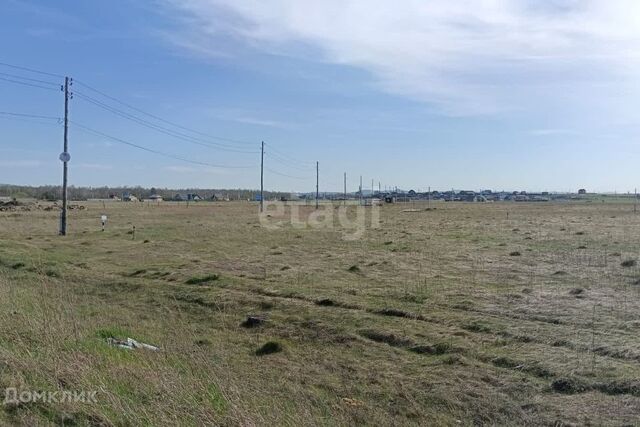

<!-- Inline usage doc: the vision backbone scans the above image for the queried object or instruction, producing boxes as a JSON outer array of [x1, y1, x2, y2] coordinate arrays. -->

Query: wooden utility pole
[[59, 76, 71, 236], [315, 161, 319, 209], [344, 172, 347, 206], [359, 175, 363, 205], [260, 141, 264, 212]]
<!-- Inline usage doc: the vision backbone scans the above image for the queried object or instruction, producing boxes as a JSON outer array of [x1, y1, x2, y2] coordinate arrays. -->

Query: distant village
[[4, 184, 634, 204], [106, 188, 596, 203]]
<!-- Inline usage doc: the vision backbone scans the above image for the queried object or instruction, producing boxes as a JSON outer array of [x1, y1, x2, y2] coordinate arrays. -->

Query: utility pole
[[315, 161, 319, 209], [59, 76, 71, 236], [260, 141, 264, 212], [371, 179, 374, 197], [635, 188, 637, 214], [359, 175, 363, 205], [343, 172, 347, 206]]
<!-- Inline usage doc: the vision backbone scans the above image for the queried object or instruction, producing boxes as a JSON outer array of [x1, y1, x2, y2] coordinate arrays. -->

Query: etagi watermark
[[258, 201, 381, 240], [3, 388, 98, 405]]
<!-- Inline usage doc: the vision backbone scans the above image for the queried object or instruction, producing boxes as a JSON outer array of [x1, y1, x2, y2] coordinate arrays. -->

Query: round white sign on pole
[[101, 215, 107, 222], [59, 152, 71, 163]]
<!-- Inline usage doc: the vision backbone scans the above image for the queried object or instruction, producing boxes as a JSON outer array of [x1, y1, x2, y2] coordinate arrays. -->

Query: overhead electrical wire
[[266, 143, 315, 166], [0, 61, 65, 79], [0, 76, 60, 92], [0, 111, 61, 121], [265, 151, 311, 172], [265, 167, 313, 180], [72, 80, 316, 170], [74, 91, 259, 154], [0, 72, 60, 87], [74, 79, 257, 147], [70, 121, 258, 170], [0, 61, 320, 182]]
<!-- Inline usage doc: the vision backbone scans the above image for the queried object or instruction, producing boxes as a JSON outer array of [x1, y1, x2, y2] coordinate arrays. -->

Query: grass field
[[1, 199, 640, 426]]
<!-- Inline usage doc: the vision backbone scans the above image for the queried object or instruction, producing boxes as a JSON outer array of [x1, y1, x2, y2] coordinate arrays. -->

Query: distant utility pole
[[359, 175, 363, 205], [378, 182, 381, 194], [428, 185, 431, 209], [635, 188, 637, 214], [343, 172, 347, 206], [371, 179, 374, 197], [260, 141, 264, 212], [59, 76, 72, 236], [315, 161, 319, 209]]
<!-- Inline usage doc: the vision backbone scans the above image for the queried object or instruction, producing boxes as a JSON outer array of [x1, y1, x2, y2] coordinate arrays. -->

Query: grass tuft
[[185, 274, 219, 285], [621, 259, 637, 267], [255, 341, 283, 356]]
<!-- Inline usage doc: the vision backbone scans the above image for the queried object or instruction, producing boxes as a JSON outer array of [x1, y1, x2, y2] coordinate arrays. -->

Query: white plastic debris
[[107, 337, 159, 351]]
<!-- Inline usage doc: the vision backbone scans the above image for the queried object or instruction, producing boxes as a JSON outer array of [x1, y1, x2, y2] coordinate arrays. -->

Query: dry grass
[[0, 199, 640, 425]]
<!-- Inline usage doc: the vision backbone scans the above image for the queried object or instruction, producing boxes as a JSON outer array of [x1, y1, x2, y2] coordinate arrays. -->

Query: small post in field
[[344, 172, 347, 206]]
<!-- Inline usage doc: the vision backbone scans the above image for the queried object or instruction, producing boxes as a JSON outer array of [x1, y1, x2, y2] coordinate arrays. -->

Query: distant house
[[148, 194, 163, 202], [122, 192, 138, 202], [174, 193, 202, 202], [578, 189, 587, 195]]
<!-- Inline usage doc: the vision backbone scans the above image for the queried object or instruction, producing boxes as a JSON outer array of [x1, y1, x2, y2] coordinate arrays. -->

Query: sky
[[0, 0, 639, 193]]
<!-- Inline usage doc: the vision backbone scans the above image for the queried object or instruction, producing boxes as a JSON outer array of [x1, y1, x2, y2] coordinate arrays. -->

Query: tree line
[[0, 185, 291, 201]]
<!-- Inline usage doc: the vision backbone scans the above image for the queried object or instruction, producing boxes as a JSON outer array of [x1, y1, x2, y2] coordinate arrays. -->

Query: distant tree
[[40, 190, 58, 201]]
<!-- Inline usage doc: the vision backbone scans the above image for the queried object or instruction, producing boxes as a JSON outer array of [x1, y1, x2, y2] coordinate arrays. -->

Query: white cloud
[[162, 0, 640, 117], [207, 108, 293, 128]]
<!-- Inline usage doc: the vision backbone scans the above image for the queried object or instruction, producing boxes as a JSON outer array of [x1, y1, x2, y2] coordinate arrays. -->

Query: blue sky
[[1, 0, 639, 192]]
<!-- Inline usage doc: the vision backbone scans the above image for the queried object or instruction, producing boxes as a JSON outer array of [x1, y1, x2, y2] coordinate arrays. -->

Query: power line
[[0, 111, 61, 121], [0, 61, 65, 79], [265, 151, 311, 172], [266, 143, 315, 166], [0, 76, 60, 91], [265, 167, 312, 180], [0, 72, 60, 87], [0, 115, 61, 126], [0, 62, 321, 187], [74, 91, 259, 154], [70, 121, 257, 169], [73, 79, 257, 147], [0, 62, 316, 170]]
